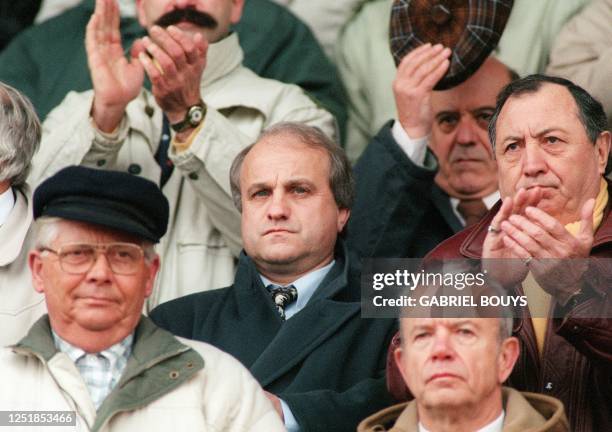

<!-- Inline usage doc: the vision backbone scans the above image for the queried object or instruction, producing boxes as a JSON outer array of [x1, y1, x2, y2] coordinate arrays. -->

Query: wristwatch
[[171, 101, 206, 133]]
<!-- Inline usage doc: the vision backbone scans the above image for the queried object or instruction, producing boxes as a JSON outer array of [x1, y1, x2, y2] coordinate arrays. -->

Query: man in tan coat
[[359, 317, 568, 432], [0, 166, 284, 431], [0, 82, 45, 346]]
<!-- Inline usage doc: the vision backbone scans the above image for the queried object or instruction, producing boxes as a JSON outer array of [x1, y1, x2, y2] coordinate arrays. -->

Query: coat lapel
[[251, 298, 359, 387], [431, 184, 463, 233], [248, 242, 361, 387]]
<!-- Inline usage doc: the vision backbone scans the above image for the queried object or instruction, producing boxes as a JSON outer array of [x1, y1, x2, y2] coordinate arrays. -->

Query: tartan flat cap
[[390, 0, 513, 90], [33, 166, 169, 243]]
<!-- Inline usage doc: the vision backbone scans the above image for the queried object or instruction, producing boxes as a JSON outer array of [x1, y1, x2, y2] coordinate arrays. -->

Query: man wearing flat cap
[[0, 165, 284, 431], [348, 46, 516, 259], [0, 81, 46, 346]]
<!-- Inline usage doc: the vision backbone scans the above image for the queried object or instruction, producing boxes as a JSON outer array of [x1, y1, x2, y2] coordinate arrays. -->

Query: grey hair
[[398, 316, 514, 346], [34, 216, 157, 262], [0, 83, 41, 187], [229, 122, 354, 212]]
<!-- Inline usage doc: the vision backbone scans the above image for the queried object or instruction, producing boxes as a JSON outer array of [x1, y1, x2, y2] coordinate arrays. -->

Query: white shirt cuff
[[391, 120, 430, 167], [280, 399, 300, 432]]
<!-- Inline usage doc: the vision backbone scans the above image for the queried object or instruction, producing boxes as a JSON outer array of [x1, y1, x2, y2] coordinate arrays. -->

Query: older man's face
[[395, 318, 517, 412], [137, 0, 244, 42], [495, 84, 609, 225], [30, 220, 159, 346], [429, 58, 510, 199], [239, 135, 349, 280]]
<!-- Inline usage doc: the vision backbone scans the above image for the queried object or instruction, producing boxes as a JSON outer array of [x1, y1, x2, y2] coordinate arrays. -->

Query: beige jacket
[[1, 316, 285, 431], [0, 185, 46, 346], [546, 0, 612, 125], [358, 387, 569, 432], [31, 33, 336, 310]]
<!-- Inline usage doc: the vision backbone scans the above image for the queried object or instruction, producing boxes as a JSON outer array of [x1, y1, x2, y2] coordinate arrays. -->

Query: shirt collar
[[418, 410, 504, 432], [450, 190, 500, 226], [0, 187, 15, 226], [260, 260, 335, 313], [52, 331, 134, 366]]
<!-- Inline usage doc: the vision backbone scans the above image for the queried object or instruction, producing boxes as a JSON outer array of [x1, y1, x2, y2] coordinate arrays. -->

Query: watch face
[[189, 106, 204, 126]]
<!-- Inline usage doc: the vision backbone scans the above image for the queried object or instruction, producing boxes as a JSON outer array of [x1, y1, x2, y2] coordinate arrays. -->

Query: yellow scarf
[[525, 178, 608, 354]]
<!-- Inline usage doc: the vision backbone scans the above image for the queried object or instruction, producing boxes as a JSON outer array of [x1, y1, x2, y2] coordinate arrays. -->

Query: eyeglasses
[[40, 243, 145, 275]]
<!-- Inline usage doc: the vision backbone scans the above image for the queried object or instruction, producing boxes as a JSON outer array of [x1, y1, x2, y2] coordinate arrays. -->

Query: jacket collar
[[200, 32, 243, 90], [233, 239, 352, 318], [231, 240, 361, 387], [358, 388, 568, 432], [460, 179, 612, 258], [13, 316, 205, 431], [0, 186, 32, 266]]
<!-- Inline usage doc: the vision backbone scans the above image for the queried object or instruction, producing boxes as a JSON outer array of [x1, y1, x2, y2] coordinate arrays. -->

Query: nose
[[266, 191, 290, 221], [522, 141, 548, 178], [454, 116, 479, 147], [85, 252, 113, 283], [430, 330, 454, 362]]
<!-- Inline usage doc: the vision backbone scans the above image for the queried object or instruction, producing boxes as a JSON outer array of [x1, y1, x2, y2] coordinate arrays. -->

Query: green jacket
[[0, 0, 347, 141]]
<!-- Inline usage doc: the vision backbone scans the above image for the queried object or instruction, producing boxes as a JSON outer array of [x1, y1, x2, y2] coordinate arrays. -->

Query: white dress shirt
[[0, 187, 15, 226], [391, 120, 500, 225], [259, 260, 336, 431]]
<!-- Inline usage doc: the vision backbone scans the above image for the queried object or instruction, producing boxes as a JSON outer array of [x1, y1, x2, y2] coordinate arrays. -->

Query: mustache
[[449, 146, 491, 163], [155, 7, 218, 29]]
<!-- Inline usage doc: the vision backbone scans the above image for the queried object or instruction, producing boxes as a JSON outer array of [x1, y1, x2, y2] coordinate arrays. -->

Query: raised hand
[[482, 188, 543, 287], [86, 0, 145, 132], [393, 43, 451, 138], [501, 198, 595, 302], [136, 25, 208, 127]]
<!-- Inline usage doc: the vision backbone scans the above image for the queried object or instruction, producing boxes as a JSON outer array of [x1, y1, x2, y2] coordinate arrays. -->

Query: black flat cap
[[33, 166, 169, 243], [390, 0, 513, 90]]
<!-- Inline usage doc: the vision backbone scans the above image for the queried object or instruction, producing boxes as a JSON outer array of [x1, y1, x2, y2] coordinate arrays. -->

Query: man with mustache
[[359, 317, 569, 431], [31, 0, 336, 309], [387, 75, 612, 432], [151, 122, 397, 432], [348, 45, 516, 259]]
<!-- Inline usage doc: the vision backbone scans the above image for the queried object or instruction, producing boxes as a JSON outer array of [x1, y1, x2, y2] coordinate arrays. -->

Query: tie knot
[[268, 284, 298, 320], [457, 198, 488, 227]]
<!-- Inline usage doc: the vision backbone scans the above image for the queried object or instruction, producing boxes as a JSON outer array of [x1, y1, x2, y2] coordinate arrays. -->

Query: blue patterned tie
[[268, 284, 298, 321]]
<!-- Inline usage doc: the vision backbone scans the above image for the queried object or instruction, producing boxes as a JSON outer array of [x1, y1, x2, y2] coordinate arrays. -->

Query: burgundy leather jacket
[[386, 181, 612, 432]]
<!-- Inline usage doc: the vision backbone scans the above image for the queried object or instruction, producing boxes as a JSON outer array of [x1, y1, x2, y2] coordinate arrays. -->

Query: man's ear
[[143, 255, 160, 298], [595, 131, 611, 175], [337, 208, 350, 232], [498, 336, 520, 383], [230, 0, 245, 25], [393, 345, 412, 388], [29, 251, 46, 294]]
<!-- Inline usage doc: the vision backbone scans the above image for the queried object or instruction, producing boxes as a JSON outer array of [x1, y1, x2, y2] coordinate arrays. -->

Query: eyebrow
[[500, 127, 568, 145]]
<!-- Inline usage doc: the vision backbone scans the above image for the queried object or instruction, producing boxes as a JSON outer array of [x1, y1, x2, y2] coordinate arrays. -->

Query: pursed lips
[[426, 372, 462, 384]]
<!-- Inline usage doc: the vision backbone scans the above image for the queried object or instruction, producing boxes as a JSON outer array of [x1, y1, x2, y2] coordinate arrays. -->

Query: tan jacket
[[31, 33, 336, 310], [358, 387, 569, 432], [0, 185, 46, 346], [1, 316, 285, 432], [546, 0, 612, 125]]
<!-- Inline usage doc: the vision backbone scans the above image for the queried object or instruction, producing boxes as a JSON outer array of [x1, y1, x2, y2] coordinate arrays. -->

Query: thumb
[[578, 198, 596, 238]]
